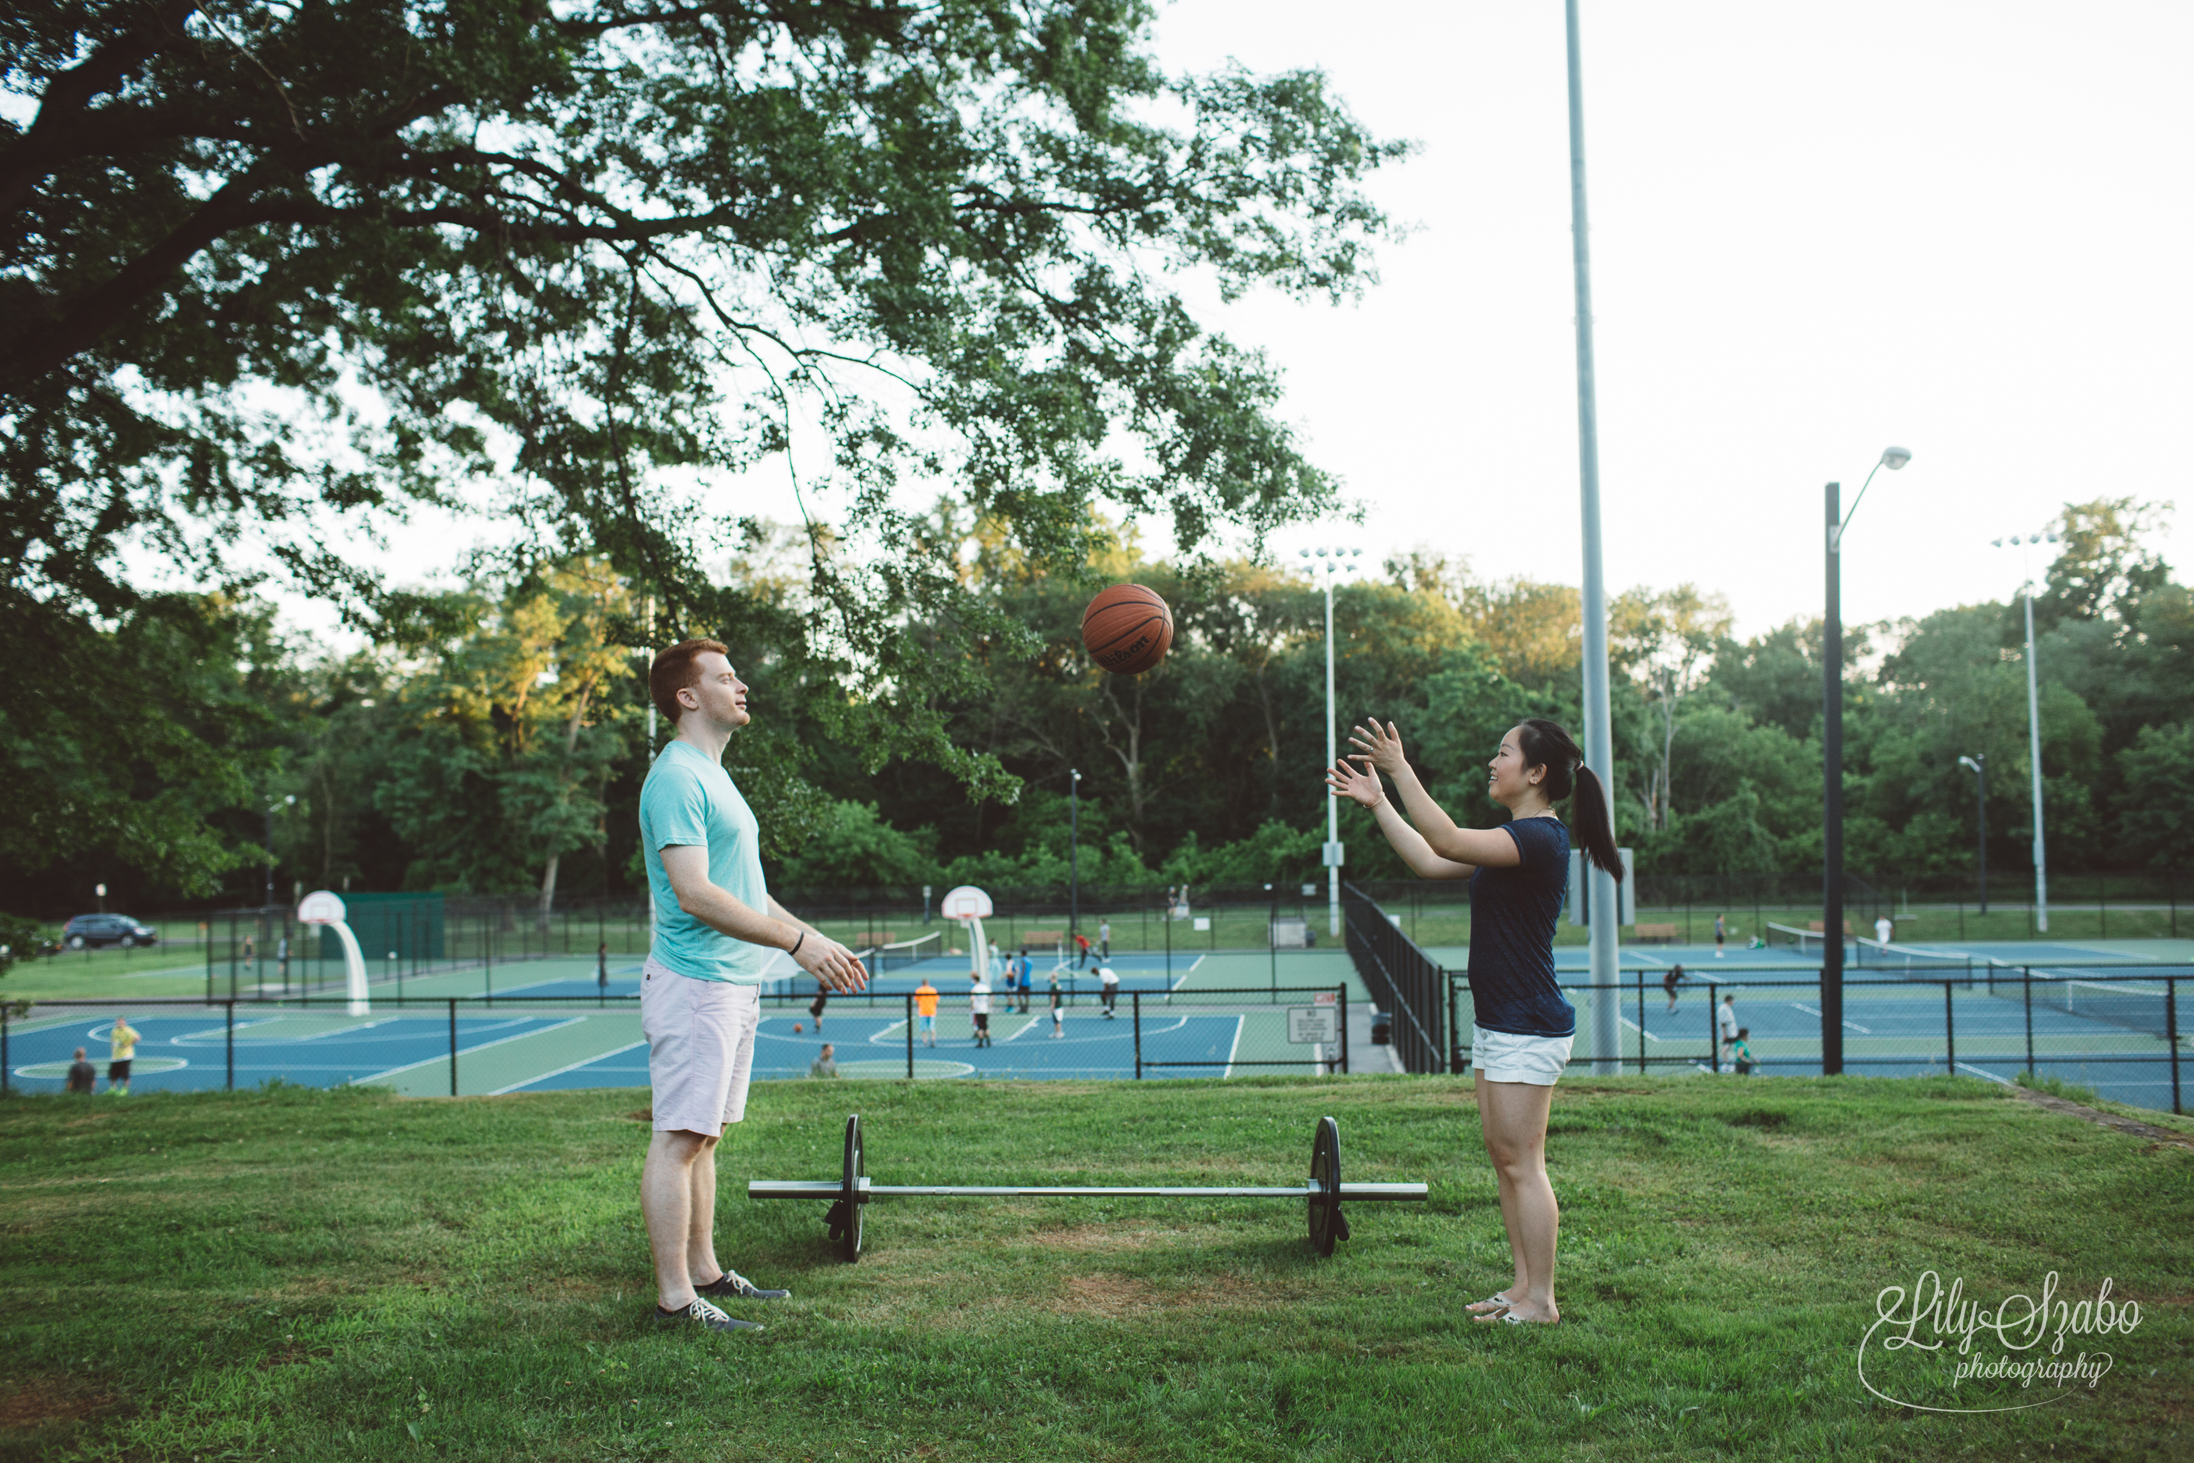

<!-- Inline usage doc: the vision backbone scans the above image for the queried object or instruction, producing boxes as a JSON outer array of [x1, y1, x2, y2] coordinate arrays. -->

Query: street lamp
[[1068, 768, 1082, 945], [1957, 755, 1987, 915], [1823, 446, 1911, 1077], [1991, 531, 2059, 932], [1301, 546, 1362, 937], [264, 794, 296, 908]]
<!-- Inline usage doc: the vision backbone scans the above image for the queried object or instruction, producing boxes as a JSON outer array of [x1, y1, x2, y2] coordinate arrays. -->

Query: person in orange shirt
[[914, 979, 940, 1048]]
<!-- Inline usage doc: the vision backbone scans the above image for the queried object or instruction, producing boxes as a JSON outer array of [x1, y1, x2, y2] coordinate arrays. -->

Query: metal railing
[[1339, 882, 1446, 1075]]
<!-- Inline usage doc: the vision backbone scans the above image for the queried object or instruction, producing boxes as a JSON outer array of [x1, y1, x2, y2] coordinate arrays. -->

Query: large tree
[[3, 0, 1404, 864]]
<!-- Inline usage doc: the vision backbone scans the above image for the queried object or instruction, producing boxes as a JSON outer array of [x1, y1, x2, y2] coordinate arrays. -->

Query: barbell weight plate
[[1307, 1115, 1342, 1256], [842, 1114, 864, 1263]]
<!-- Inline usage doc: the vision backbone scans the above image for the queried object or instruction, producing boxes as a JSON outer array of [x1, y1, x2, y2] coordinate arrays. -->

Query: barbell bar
[[749, 1114, 1429, 1262]]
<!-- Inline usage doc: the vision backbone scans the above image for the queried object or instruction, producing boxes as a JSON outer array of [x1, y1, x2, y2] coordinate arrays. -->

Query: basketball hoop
[[296, 890, 368, 1014], [939, 885, 993, 921]]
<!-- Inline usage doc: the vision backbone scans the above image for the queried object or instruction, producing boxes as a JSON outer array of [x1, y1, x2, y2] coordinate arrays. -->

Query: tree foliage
[[3, 0, 1406, 840]]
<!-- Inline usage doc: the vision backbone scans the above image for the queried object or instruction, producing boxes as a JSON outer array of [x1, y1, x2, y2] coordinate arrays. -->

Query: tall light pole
[[1823, 446, 1912, 1076], [1992, 532, 2058, 932], [263, 794, 295, 908], [1301, 547, 1360, 938], [1068, 767, 1082, 943], [1957, 755, 1987, 915], [1562, 0, 1621, 1072]]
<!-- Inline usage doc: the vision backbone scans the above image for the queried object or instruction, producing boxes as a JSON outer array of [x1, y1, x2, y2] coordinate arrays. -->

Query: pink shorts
[[641, 956, 762, 1137]]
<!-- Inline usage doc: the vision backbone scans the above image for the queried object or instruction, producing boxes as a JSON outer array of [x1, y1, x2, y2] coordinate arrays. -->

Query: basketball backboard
[[939, 885, 993, 920]]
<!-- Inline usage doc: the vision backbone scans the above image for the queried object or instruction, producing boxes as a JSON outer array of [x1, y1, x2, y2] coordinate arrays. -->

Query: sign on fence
[[1288, 1005, 1338, 1044]]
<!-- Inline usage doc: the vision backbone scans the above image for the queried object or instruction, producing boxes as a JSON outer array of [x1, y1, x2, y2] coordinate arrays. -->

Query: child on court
[[1717, 993, 1739, 1071], [914, 978, 940, 1047], [1048, 971, 1065, 1037], [1714, 913, 1726, 958], [969, 972, 993, 1047], [1074, 930, 1093, 968], [1662, 963, 1685, 1013], [1729, 1028, 1755, 1076], [1097, 961, 1120, 1017], [106, 1015, 140, 1095]]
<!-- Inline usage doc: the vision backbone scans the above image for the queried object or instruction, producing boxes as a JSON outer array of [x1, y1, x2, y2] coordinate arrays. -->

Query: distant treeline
[[8, 500, 2188, 919]]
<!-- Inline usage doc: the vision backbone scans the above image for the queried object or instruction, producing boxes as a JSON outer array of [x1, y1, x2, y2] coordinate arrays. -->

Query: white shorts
[[642, 957, 762, 1137], [1471, 1024, 1575, 1086]]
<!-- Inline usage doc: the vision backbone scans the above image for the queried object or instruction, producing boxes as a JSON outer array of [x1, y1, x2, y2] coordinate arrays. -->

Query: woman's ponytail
[[1515, 717, 1624, 880], [1569, 764, 1623, 880]]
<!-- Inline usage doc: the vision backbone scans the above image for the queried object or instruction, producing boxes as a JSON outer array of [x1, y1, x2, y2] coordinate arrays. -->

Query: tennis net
[[1766, 922, 1833, 958], [1852, 938, 1980, 979], [867, 930, 942, 973]]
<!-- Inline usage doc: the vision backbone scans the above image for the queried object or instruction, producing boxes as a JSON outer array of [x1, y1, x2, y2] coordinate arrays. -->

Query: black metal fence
[[1443, 967, 2185, 1115], [1339, 882, 1447, 1075]]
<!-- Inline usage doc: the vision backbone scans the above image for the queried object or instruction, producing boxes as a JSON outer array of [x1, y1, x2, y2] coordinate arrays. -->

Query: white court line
[[865, 1017, 909, 1045], [173, 1017, 398, 1045], [1002, 1013, 1046, 1041], [1626, 952, 1670, 968], [1956, 1062, 2014, 1086], [1221, 1015, 1244, 1078], [492, 1038, 650, 1095], [350, 1017, 586, 1086], [1790, 1003, 1872, 1034], [1618, 1016, 1662, 1043]]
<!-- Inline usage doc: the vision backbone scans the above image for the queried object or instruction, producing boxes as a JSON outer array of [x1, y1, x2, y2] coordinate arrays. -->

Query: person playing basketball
[[1329, 716, 1622, 1327]]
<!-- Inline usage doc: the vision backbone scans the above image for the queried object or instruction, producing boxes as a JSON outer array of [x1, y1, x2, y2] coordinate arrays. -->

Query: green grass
[[2, 1076, 2188, 1461]]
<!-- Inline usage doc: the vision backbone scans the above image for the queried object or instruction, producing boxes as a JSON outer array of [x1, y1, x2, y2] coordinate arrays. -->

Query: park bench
[[1808, 920, 1855, 935], [1021, 930, 1064, 951], [1633, 923, 1680, 943]]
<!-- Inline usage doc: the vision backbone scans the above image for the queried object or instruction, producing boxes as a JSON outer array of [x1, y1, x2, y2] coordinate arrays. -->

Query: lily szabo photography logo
[[1858, 1270, 2143, 1414]]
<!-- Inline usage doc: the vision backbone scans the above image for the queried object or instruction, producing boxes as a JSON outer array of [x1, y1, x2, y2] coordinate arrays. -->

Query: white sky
[[1161, 0, 2193, 635], [262, 0, 2192, 648]]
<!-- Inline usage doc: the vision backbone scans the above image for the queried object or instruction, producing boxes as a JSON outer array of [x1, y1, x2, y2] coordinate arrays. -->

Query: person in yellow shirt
[[107, 1016, 141, 1095], [913, 980, 939, 1048]]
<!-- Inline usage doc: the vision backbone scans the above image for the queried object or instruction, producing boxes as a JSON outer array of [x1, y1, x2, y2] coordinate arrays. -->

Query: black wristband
[[790, 930, 806, 957]]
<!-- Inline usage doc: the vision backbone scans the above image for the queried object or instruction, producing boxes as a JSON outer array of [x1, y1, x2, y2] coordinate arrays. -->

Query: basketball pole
[[1564, 0, 1621, 1074]]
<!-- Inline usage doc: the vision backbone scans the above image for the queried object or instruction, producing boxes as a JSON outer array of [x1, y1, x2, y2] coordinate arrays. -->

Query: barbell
[[748, 1114, 1429, 1262]]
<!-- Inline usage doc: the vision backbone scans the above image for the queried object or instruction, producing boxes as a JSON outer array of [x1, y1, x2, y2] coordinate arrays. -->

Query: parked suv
[[62, 914, 159, 950]]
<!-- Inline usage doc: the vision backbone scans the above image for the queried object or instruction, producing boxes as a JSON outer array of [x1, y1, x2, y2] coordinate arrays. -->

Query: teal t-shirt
[[639, 740, 772, 983]]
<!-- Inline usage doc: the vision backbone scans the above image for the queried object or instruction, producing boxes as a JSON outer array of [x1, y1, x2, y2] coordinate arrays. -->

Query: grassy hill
[[1, 1075, 2187, 1461]]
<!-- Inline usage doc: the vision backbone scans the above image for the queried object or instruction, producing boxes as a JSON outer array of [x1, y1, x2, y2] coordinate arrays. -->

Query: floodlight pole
[[1958, 755, 1987, 914], [1069, 768, 1081, 943], [2022, 585, 2048, 932], [1564, 0, 1620, 1073], [1323, 569, 1341, 938]]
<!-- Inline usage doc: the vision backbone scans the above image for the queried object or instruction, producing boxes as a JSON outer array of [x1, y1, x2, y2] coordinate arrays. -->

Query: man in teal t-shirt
[[636, 638, 868, 1336]]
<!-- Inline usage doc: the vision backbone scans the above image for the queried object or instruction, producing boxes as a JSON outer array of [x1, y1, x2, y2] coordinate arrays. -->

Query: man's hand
[[796, 932, 868, 994]]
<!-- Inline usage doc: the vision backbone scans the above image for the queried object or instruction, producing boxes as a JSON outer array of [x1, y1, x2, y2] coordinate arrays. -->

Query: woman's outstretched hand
[[1347, 719, 1409, 776], [1326, 755, 1385, 809]]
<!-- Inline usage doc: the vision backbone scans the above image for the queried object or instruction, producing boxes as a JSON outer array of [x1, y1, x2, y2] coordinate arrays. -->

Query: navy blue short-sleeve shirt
[[1465, 816, 1576, 1038]]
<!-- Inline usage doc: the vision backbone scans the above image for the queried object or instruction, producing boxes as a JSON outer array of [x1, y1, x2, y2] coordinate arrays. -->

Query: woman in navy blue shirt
[[1329, 717, 1622, 1326]]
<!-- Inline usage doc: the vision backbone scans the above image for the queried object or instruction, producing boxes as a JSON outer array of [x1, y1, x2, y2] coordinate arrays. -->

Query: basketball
[[1081, 584, 1174, 675], [793, 1023, 803, 1034]]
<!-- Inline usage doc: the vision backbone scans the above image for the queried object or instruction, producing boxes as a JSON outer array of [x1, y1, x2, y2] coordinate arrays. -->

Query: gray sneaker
[[696, 1268, 789, 1301], [654, 1296, 761, 1333]]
